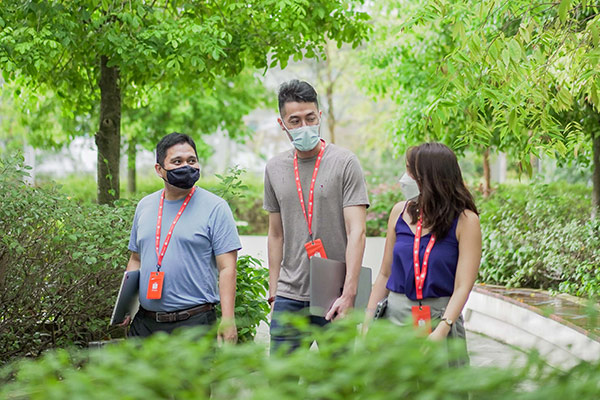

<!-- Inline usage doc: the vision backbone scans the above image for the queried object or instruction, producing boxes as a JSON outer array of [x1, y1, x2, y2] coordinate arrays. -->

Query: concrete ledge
[[464, 287, 600, 369]]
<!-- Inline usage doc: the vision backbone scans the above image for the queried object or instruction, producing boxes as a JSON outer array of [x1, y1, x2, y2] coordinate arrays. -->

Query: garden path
[[253, 319, 527, 368]]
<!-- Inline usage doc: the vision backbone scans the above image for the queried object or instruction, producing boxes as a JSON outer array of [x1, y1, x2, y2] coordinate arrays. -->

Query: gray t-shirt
[[263, 144, 370, 301], [129, 187, 241, 312]]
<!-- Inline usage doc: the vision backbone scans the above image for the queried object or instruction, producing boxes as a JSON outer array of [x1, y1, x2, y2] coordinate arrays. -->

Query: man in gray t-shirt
[[264, 80, 369, 352]]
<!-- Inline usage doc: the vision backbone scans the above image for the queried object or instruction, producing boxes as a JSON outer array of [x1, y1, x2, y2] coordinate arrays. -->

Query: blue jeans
[[270, 296, 329, 354]]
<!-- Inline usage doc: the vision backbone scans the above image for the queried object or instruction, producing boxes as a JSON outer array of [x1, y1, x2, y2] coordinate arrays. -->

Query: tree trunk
[[482, 148, 491, 198], [592, 131, 600, 219], [96, 56, 121, 205], [326, 83, 335, 144], [323, 43, 336, 144], [127, 136, 137, 194]]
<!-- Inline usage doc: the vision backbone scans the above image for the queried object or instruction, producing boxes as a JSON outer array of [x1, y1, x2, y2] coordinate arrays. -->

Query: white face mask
[[399, 172, 420, 200]]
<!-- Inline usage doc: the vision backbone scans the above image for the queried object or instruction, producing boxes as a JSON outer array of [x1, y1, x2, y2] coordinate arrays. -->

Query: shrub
[[40, 168, 270, 235], [365, 182, 403, 237], [208, 167, 268, 236], [477, 182, 600, 297], [0, 155, 134, 365], [1, 315, 599, 399], [222, 255, 269, 343], [0, 155, 268, 365]]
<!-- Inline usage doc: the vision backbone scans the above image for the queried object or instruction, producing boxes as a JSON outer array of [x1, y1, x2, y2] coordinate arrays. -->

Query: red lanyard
[[155, 187, 196, 271], [413, 214, 436, 300], [293, 140, 326, 238]]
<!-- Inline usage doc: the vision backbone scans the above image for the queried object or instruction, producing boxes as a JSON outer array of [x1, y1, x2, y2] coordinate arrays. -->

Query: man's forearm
[[267, 235, 283, 297], [126, 252, 141, 272], [219, 264, 237, 319], [342, 230, 366, 298]]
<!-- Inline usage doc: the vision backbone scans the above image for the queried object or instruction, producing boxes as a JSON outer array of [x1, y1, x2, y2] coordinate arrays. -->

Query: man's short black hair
[[278, 79, 319, 116], [156, 132, 198, 166]]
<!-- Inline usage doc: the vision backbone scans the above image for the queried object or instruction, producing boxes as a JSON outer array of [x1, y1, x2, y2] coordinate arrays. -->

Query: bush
[[222, 255, 269, 343], [40, 168, 270, 235], [0, 155, 133, 364], [0, 155, 268, 365], [361, 180, 599, 298], [366, 182, 403, 237], [207, 167, 268, 236], [1, 315, 599, 399], [477, 183, 600, 298]]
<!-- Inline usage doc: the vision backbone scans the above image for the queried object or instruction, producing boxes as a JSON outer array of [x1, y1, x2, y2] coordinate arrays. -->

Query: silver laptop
[[110, 270, 140, 325], [309, 257, 372, 317]]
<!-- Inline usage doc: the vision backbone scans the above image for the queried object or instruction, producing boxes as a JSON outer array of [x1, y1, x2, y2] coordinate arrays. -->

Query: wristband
[[267, 296, 276, 305]]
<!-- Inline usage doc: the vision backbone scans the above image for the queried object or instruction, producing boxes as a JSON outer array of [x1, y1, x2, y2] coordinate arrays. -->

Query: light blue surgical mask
[[284, 123, 321, 152]]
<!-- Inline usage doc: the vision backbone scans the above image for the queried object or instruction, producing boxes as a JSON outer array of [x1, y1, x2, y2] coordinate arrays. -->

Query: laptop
[[110, 270, 140, 325], [309, 257, 372, 317]]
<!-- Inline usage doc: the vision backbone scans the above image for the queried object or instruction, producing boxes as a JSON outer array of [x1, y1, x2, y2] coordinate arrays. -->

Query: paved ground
[[465, 330, 528, 368], [254, 320, 527, 368]]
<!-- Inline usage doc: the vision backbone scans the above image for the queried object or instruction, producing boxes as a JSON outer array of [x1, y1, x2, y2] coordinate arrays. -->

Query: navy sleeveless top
[[386, 207, 459, 300]]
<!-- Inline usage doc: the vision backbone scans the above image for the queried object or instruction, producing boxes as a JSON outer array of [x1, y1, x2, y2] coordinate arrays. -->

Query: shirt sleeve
[[342, 154, 370, 209], [209, 201, 242, 256], [128, 205, 140, 252], [263, 165, 280, 213]]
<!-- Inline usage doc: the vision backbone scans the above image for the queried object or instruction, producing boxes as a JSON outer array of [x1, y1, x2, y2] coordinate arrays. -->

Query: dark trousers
[[128, 306, 217, 338], [270, 295, 329, 354]]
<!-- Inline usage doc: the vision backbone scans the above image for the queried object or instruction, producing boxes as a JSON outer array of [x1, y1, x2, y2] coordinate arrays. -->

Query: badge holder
[[304, 238, 327, 259], [147, 270, 164, 299], [411, 303, 432, 335]]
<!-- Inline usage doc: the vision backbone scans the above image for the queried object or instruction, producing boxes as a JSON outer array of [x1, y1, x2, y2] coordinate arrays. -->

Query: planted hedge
[[478, 183, 600, 298], [1, 316, 599, 399], [356, 180, 600, 298], [45, 167, 600, 297], [0, 156, 268, 365]]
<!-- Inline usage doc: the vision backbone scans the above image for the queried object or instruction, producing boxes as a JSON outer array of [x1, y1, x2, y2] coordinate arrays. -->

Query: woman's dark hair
[[156, 132, 198, 166], [406, 142, 478, 239]]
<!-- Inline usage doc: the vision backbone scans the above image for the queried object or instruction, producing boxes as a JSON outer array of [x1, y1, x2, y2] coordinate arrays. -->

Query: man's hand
[[218, 319, 238, 344], [325, 294, 355, 321], [118, 314, 132, 327]]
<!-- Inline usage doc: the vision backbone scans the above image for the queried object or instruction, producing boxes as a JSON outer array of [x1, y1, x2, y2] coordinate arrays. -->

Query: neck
[[296, 140, 323, 159], [163, 184, 192, 201]]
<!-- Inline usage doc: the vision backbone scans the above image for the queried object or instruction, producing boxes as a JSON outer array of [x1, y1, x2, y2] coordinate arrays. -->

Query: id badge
[[304, 238, 328, 259], [411, 305, 432, 334], [147, 271, 164, 299]]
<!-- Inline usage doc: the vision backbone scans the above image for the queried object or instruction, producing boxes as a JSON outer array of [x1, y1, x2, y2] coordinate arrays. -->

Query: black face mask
[[163, 165, 200, 189]]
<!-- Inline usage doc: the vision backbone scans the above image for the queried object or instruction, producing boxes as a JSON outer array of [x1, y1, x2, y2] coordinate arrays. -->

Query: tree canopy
[[360, 0, 600, 213], [0, 0, 371, 203]]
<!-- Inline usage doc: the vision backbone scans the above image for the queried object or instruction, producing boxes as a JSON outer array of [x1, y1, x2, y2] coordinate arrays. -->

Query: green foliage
[[2, 315, 600, 399], [212, 167, 269, 235], [122, 70, 274, 159], [361, 178, 599, 297], [0, 0, 371, 203], [366, 182, 402, 237], [360, 0, 600, 174], [225, 255, 270, 343], [0, 154, 134, 364], [38, 168, 271, 234], [0, 0, 371, 143], [477, 182, 600, 297], [0, 156, 269, 365]]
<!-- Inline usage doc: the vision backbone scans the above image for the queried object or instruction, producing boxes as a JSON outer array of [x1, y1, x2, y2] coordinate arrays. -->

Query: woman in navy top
[[366, 143, 481, 347]]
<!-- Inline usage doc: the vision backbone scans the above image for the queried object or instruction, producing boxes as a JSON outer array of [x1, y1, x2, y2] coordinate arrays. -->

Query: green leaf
[[558, 0, 571, 24], [508, 39, 521, 62], [590, 83, 599, 109], [590, 23, 599, 47], [508, 109, 517, 133]]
